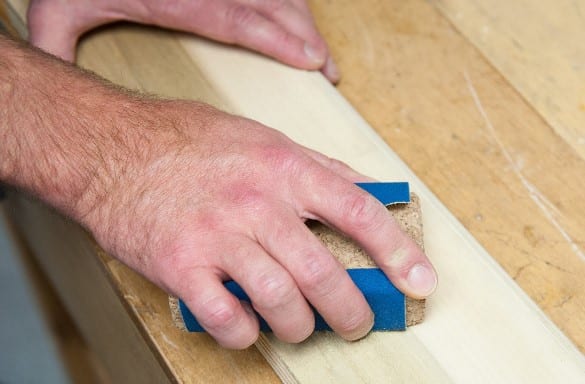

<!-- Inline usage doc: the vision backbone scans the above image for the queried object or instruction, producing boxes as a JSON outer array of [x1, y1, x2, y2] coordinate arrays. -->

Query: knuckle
[[270, 28, 296, 51], [378, 245, 414, 273], [259, 144, 306, 174], [153, 244, 207, 290], [263, 0, 288, 14], [263, 218, 297, 249], [198, 296, 240, 331], [342, 193, 385, 232], [252, 270, 297, 310], [222, 182, 264, 208], [298, 252, 338, 293], [226, 5, 258, 30]]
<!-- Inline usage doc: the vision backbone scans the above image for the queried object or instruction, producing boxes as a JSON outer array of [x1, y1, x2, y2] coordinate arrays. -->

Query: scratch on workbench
[[161, 333, 179, 350], [464, 70, 585, 262]]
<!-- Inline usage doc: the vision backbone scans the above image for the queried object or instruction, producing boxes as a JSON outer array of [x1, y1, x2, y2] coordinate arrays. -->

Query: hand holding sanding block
[[169, 182, 425, 333]]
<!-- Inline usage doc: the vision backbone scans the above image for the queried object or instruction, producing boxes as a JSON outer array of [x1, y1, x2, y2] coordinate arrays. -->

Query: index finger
[[296, 171, 437, 299], [242, 0, 340, 82]]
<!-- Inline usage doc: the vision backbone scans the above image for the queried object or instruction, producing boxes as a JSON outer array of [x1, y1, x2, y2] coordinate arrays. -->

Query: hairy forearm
[[0, 35, 160, 221]]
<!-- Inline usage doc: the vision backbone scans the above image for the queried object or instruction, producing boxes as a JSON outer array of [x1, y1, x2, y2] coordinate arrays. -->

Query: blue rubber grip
[[178, 182, 410, 332]]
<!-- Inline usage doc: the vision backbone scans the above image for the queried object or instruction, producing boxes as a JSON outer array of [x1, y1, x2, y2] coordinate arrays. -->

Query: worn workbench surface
[[317, 0, 585, 352], [2, 0, 585, 382]]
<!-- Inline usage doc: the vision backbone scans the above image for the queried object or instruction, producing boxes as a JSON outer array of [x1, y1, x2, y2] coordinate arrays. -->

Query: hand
[[72, 99, 437, 349], [27, 0, 340, 82], [1, 29, 436, 349]]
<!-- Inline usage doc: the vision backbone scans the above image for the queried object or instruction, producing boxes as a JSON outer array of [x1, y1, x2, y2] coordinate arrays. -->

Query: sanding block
[[170, 182, 425, 332]]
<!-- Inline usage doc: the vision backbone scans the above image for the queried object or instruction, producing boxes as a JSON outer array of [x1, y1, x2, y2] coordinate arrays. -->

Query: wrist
[[0, 36, 139, 221]]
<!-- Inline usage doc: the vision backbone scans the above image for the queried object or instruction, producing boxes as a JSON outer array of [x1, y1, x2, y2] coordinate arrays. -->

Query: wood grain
[[0, 1, 17, 35], [309, 0, 585, 353], [0, 0, 25, 37], [431, 0, 585, 161]]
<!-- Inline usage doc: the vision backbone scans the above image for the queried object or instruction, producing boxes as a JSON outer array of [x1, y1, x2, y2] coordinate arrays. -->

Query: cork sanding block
[[170, 182, 425, 332]]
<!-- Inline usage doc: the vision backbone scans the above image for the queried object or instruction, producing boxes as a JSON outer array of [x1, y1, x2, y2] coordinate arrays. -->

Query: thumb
[[27, 4, 79, 62]]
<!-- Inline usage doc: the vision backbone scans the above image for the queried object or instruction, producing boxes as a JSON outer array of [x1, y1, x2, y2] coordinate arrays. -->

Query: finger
[[321, 56, 341, 84], [27, 1, 128, 62], [241, 0, 325, 51], [297, 170, 438, 299], [254, 207, 374, 340], [224, 6, 327, 69], [299, 146, 374, 183], [179, 268, 259, 349], [241, 0, 340, 82], [146, 0, 326, 70], [296, 1, 314, 16], [27, 5, 79, 61], [219, 238, 315, 343], [286, 0, 312, 14]]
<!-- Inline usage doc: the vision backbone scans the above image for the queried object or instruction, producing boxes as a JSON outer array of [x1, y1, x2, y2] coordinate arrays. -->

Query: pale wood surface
[[431, 0, 585, 161], [310, 0, 585, 354], [4, 0, 585, 382]]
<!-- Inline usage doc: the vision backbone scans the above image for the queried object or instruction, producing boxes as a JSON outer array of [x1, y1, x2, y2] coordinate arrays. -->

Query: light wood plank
[[0, 1, 17, 35], [0, 0, 26, 37], [430, 0, 585, 160]]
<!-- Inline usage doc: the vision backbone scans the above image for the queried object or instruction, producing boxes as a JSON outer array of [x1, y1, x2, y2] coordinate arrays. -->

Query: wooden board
[[309, 0, 585, 353], [431, 0, 585, 161], [4, 0, 585, 382]]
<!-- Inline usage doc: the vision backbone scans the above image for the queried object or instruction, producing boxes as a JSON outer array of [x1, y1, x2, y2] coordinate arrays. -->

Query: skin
[[27, 0, 341, 82], [0, 1, 438, 349]]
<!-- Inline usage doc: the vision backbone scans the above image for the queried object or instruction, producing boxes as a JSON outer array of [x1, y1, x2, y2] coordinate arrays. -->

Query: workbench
[[2, 0, 585, 382]]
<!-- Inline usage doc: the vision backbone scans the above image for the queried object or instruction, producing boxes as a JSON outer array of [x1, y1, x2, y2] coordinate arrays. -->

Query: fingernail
[[407, 264, 437, 297], [304, 42, 326, 65], [324, 56, 340, 83], [344, 311, 375, 341]]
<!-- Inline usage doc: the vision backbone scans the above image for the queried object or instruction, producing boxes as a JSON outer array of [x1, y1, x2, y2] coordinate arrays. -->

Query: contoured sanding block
[[170, 182, 425, 333]]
